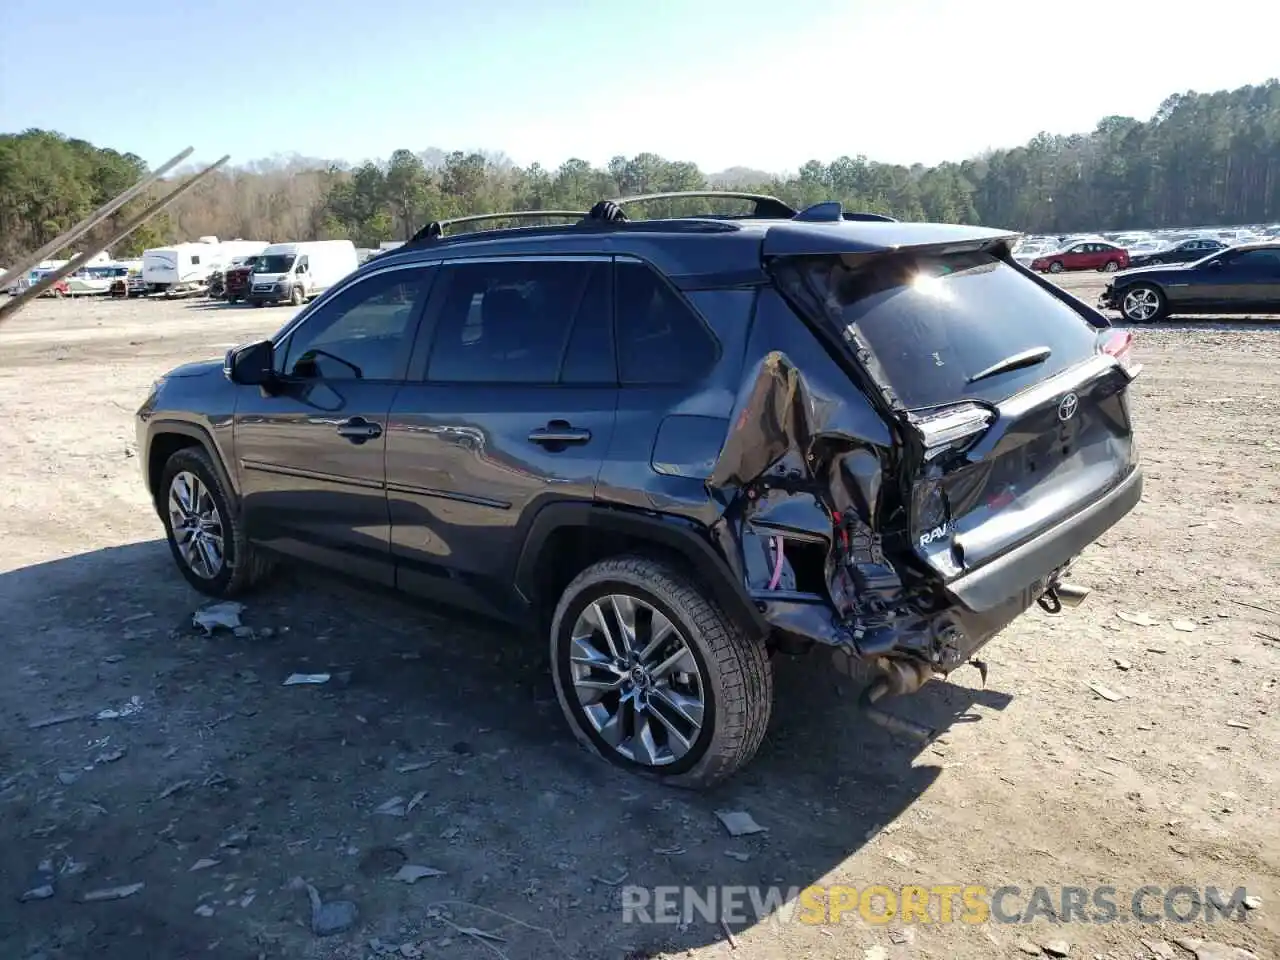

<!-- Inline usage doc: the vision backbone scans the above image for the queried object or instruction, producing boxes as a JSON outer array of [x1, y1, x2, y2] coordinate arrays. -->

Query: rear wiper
[[966, 346, 1052, 384]]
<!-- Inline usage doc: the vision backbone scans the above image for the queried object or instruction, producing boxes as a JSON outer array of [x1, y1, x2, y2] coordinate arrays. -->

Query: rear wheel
[[1048, 261, 1065, 274], [1120, 284, 1166, 323], [550, 555, 773, 789], [1102, 260, 1120, 272]]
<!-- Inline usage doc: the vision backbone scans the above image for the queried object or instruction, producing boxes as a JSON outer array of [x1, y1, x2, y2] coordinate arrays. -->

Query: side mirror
[[225, 339, 274, 385]]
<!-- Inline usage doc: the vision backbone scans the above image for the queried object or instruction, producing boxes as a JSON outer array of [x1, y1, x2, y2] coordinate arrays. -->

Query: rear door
[[384, 255, 617, 615], [779, 246, 1140, 599]]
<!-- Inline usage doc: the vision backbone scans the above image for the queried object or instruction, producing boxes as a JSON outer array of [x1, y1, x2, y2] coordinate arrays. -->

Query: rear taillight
[[1099, 329, 1141, 378], [908, 402, 995, 461]]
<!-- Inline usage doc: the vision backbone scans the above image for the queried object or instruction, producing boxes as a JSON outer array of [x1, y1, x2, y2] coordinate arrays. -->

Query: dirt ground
[[1, 273, 1277, 960]]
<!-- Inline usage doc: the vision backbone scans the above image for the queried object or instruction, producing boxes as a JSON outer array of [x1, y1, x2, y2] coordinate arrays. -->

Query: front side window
[[278, 267, 432, 381], [1224, 249, 1280, 271]]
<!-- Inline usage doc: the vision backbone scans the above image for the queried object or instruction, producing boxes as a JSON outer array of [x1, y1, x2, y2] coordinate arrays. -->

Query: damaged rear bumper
[[749, 468, 1140, 669], [945, 466, 1142, 612]]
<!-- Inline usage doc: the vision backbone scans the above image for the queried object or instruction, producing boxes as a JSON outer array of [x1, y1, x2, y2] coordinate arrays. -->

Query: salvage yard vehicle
[[1099, 241, 1280, 323], [136, 193, 1144, 788], [1125, 236, 1227, 269], [223, 255, 261, 303], [1030, 239, 1129, 273], [247, 240, 358, 306]]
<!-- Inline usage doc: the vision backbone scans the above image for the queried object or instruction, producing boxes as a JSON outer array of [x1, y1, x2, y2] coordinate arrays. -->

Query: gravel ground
[[0, 274, 1277, 960]]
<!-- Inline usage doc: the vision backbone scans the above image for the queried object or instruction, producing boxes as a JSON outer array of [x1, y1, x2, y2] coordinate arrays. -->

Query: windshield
[[256, 254, 295, 274], [791, 251, 1102, 408]]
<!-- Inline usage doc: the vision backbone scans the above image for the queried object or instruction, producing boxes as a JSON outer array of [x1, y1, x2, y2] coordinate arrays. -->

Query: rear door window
[[792, 251, 1102, 409], [423, 259, 611, 384]]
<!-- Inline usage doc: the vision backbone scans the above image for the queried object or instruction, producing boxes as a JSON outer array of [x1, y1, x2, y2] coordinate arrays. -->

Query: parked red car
[[1031, 241, 1129, 274]]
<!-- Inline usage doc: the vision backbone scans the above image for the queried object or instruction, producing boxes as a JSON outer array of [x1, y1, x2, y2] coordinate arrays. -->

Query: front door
[[234, 263, 436, 584], [1213, 247, 1280, 309], [385, 256, 617, 616]]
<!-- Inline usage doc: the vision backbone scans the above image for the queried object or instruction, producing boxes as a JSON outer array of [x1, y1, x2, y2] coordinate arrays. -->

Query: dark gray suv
[[136, 192, 1143, 788]]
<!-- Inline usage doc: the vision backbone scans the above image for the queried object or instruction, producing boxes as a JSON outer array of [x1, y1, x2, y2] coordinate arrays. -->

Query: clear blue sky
[[3, 0, 1274, 173]]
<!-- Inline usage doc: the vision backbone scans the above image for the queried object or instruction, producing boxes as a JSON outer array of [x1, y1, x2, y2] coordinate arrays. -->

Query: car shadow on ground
[[0, 540, 1012, 959]]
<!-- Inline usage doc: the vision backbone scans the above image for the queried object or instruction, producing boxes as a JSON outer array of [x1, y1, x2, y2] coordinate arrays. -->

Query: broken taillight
[[1099, 329, 1141, 378], [908, 402, 995, 461]]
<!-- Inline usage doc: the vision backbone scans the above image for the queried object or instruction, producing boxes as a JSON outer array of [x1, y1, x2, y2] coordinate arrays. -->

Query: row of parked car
[[1014, 224, 1280, 275]]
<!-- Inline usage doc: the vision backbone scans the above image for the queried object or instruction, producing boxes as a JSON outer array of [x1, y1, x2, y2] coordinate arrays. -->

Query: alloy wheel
[[1122, 288, 1161, 322], [168, 470, 225, 579], [567, 594, 706, 767]]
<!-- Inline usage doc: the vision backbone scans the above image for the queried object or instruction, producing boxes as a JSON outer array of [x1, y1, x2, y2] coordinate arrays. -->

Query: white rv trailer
[[142, 241, 222, 292]]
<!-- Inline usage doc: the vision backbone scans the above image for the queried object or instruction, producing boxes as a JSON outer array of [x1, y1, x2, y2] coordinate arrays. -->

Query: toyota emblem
[[1057, 392, 1079, 422]]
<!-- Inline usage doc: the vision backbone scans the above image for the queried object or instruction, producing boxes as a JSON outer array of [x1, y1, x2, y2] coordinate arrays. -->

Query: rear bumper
[[945, 466, 1143, 612]]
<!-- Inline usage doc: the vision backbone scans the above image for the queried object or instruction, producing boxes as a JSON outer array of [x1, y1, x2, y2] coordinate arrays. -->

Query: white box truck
[[247, 240, 359, 307]]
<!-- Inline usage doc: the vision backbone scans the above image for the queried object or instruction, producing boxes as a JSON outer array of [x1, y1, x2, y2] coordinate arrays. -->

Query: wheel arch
[[513, 502, 768, 639], [146, 420, 238, 513]]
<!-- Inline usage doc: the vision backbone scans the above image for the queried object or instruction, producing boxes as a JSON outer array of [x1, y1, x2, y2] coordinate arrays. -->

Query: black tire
[[158, 446, 273, 598], [227, 295, 239, 304], [1048, 261, 1065, 274], [1118, 283, 1167, 324], [290, 286, 305, 307], [253, 300, 264, 308], [549, 555, 773, 789]]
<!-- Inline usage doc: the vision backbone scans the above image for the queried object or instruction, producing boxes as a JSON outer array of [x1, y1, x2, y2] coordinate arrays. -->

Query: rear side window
[[794, 251, 1102, 409], [615, 261, 718, 385]]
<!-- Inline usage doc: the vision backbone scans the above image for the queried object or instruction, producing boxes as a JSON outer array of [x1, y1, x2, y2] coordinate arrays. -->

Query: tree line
[[2, 80, 1277, 265]]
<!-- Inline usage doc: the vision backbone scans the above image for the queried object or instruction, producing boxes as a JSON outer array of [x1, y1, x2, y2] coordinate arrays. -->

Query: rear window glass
[[797, 251, 1101, 408]]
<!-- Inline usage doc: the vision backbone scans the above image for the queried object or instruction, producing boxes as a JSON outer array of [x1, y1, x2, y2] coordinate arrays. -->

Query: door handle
[[528, 420, 591, 446], [336, 417, 383, 444]]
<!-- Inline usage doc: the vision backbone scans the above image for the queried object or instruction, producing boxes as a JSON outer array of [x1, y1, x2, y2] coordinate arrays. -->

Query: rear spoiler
[[760, 221, 1020, 260]]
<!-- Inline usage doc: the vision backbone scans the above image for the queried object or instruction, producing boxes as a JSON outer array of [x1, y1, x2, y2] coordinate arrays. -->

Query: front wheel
[[550, 555, 773, 789], [1048, 261, 1065, 274], [159, 446, 273, 597], [1120, 284, 1166, 323], [290, 286, 305, 307]]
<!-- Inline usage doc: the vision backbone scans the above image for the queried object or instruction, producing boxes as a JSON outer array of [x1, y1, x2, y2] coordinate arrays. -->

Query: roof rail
[[794, 201, 897, 223], [410, 210, 589, 243], [591, 191, 798, 221]]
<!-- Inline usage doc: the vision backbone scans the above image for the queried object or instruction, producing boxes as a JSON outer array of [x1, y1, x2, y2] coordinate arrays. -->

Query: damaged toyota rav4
[[136, 193, 1143, 788]]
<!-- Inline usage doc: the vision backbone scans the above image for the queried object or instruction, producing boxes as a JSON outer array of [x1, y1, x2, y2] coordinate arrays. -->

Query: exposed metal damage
[[705, 348, 1086, 735]]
